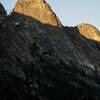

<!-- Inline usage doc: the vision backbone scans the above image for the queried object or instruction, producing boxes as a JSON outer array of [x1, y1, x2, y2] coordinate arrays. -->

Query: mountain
[[0, 0, 100, 100]]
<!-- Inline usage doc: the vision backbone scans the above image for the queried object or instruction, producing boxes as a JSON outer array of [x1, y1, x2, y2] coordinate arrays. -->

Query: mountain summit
[[78, 23, 100, 41], [14, 0, 62, 27]]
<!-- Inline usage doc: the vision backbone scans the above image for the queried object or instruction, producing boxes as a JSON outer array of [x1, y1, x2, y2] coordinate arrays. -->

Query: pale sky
[[0, 0, 100, 29]]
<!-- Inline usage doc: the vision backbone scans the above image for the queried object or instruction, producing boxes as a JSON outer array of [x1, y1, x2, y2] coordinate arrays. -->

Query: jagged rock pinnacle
[[14, 0, 62, 27]]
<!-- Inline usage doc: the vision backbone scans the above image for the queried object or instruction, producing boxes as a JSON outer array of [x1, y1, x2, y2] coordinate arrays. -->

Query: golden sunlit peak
[[78, 23, 100, 42]]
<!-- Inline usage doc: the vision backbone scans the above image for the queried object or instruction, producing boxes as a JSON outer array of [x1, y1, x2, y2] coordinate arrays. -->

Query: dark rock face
[[0, 3, 7, 24], [0, 1, 100, 100]]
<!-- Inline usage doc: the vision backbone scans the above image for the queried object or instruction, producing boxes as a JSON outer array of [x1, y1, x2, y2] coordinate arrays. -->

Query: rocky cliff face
[[0, 1, 100, 100]]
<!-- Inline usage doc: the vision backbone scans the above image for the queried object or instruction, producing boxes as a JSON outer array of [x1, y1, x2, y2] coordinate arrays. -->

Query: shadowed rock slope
[[0, 1, 100, 100], [0, 3, 7, 24]]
